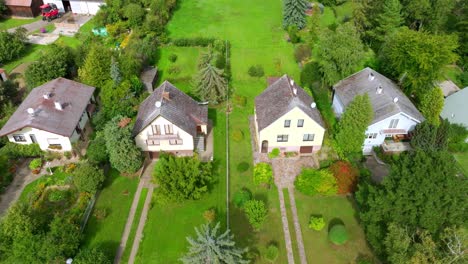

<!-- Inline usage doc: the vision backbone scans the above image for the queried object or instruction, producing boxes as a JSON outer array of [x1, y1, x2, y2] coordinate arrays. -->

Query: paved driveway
[[8, 19, 50, 34]]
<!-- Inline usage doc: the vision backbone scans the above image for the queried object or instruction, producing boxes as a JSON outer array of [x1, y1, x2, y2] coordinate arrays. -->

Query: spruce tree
[[181, 222, 248, 264], [369, 0, 402, 46], [193, 48, 227, 104], [283, 0, 308, 29]]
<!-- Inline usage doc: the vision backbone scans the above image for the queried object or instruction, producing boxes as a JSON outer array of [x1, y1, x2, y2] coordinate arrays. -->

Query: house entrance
[[299, 146, 313, 153], [261, 140, 268, 153]]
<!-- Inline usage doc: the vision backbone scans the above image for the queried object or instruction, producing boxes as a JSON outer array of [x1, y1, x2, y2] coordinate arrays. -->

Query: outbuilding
[[5, 0, 43, 17]]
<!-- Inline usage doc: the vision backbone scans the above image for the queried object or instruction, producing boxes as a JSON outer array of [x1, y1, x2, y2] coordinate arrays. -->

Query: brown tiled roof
[[255, 75, 325, 131], [333, 67, 424, 124], [0, 78, 95, 137], [5, 0, 32, 7], [132, 81, 208, 137]]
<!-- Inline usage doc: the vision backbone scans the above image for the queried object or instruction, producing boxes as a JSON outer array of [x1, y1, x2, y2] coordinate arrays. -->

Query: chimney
[[43, 92, 52, 99], [368, 72, 375, 81], [376, 85, 383, 94], [311, 102, 316, 108], [54, 101, 63, 110], [393, 97, 399, 103], [27, 108, 35, 117], [293, 87, 297, 95]]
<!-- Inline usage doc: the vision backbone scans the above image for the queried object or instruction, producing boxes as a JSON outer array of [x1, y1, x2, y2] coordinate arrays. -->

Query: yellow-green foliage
[[253, 162, 273, 186], [294, 168, 337, 196]]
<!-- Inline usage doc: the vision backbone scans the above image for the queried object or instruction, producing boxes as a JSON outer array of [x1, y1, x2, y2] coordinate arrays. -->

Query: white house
[[0, 78, 95, 151], [132, 81, 208, 159], [254, 75, 326, 154], [47, 0, 104, 15], [332, 68, 424, 154]]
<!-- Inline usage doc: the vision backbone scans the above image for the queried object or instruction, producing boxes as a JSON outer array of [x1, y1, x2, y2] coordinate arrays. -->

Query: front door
[[299, 146, 313, 154], [261, 140, 268, 153], [30, 134, 37, 143]]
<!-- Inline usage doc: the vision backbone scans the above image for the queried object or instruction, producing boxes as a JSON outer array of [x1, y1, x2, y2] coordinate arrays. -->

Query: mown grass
[[294, 193, 375, 263], [454, 152, 468, 174], [283, 188, 301, 263], [81, 169, 139, 260], [19, 169, 69, 203], [0, 16, 41, 31]]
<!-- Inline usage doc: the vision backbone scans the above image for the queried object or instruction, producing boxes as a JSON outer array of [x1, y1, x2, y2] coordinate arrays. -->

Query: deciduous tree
[[72, 162, 105, 194], [419, 87, 444, 126], [181, 222, 248, 264], [0, 28, 27, 63]]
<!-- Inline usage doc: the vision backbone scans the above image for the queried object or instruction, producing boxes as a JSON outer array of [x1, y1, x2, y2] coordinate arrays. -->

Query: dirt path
[[0, 159, 35, 215], [288, 187, 307, 264], [278, 188, 295, 264]]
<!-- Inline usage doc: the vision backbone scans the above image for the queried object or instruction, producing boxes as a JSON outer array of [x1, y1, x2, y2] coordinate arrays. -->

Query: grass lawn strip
[[120, 187, 148, 263], [454, 152, 468, 174], [81, 169, 139, 260], [283, 188, 301, 263], [294, 193, 375, 263], [0, 17, 41, 31]]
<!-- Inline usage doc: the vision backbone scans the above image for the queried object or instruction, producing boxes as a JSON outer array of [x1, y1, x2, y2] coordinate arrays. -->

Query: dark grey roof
[[333, 67, 424, 124], [140, 66, 158, 92], [0, 78, 95, 137], [255, 75, 325, 131], [133, 81, 208, 137]]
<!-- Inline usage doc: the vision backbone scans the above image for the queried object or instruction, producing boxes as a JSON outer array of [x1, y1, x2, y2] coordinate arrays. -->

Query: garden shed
[[140, 66, 158, 93], [5, 0, 43, 17]]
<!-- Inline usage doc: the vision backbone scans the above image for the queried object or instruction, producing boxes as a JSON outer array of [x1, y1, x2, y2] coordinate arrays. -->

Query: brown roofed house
[[0, 78, 95, 151], [5, 0, 43, 17], [133, 81, 208, 159], [254, 75, 326, 155]]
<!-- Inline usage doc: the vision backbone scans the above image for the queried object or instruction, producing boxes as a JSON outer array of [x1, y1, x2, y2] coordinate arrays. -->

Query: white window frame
[[12, 134, 26, 142], [303, 134, 315, 141], [297, 119, 304, 127], [277, 134, 288, 142], [389, 119, 399, 128], [284, 120, 291, 128]]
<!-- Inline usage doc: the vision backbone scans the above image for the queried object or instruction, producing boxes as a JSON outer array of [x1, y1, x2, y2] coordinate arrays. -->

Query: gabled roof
[[438, 80, 460, 97], [255, 75, 325, 131], [333, 67, 424, 124], [0, 78, 95, 137], [133, 81, 208, 137], [441, 88, 468, 127]]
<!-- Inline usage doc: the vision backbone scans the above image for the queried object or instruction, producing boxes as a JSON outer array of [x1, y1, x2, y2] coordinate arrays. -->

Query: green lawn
[[283, 188, 301, 263], [454, 152, 468, 174], [19, 169, 70, 203], [81, 169, 139, 260], [294, 193, 375, 263], [1, 44, 45, 72], [121, 187, 148, 264], [0, 17, 41, 31]]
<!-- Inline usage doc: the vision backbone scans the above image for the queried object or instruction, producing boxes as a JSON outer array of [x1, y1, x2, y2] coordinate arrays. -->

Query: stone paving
[[288, 187, 307, 264], [278, 188, 295, 264]]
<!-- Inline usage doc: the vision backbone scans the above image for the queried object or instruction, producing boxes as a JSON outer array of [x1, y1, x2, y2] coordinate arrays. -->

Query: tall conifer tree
[[283, 0, 308, 29]]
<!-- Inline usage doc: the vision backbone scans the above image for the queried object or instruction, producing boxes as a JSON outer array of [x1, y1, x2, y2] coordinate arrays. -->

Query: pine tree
[[368, 0, 402, 46], [283, 0, 308, 29], [334, 94, 373, 157], [193, 48, 227, 104], [180, 222, 249, 264]]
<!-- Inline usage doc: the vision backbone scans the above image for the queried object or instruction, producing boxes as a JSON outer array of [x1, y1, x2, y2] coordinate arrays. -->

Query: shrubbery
[[308, 215, 325, 231], [0, 154, 13, 192], [268, 148, 280, 159], [232, 130, 244, 142], [328, 224, 349, 245], [294, 44, 311, 63], [294, 168, 337, 196], [248, 65, 265, 77], [233, 188, 252, 208], [253, 163, 273, 186], [0, 28, 27, 63], [264, 244, 279, 262], [329, 161, 359, 194], [243, 199, 268, 230], [172, 37, 217, 47], [168, 53, 178, 62], [287, 25, 300, 43], [29, 158, 42, 170], [0, 142, 43, 158], [72, 162, 105, 194]]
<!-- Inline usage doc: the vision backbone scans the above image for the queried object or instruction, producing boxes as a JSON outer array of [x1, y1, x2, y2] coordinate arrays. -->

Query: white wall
[[257, 107, 325, 152], [7, 127, 72, 151], [70, 1, 103, 15], [362, 112, 420, 154], [135, 116, 194, 152]]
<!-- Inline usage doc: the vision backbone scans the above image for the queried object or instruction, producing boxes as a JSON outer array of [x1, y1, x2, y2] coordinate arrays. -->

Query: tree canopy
[[193, 47, 227, 104], [0, 28, 27, 64], [283, 0, 308, 29], [78, 44, 112, 89], [72, 162, 105, 194], [419, 87, 444, 126], [317, 22, 366, 85]]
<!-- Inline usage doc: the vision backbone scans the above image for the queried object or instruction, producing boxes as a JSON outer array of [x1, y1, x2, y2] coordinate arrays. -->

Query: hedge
[[0, 142, 43, 159], [171, 37, 217, 47]]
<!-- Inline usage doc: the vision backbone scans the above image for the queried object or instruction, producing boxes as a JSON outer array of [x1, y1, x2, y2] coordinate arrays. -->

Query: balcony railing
[[147, 133, 179, 140]]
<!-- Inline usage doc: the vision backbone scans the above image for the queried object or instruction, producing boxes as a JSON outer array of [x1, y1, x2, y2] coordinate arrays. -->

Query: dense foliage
[[0, 142, 43, 159], [411, 121, 449, 152], [334, 94, 373, 157], [253, 162, 273, 186], [308, 215, 325, 231], [25, 44, 75, 89], [103, 116, 143, 173], [86, 132, 108, 165], [181, 222, 248, 264], [78, 45, 112, 89], [74, 247, 111, 264], [0, 28, 27, 63], [356, 150, 467, 260], [329, 161, 359, 194], [0, 154, 12, 192], [294, 168, 337, 196], [0, 80, 18, 115], [153, 153, 213, 202], [28, 158, 42, 170], [419, 87, 444, 126], [282, 0, 308, 29], [233, 188, 252, 208], [265, 244, 279, 262], [72, 162, 105, 194], [243, 199, 268, 230], [317, 23, 365, 86]]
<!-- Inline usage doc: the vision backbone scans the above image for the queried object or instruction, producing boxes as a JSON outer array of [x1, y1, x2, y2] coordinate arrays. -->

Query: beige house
[[133, 81, 208, 159], [254, 75, 325, 154], [0, 78, 95, 151]]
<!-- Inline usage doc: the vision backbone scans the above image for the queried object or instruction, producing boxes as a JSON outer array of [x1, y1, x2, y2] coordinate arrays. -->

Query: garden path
[[278, 188, 295, 264], [114, 161, 156, 264], [288, 187, 307, 264], [7, 19, 49, 34], [0, 159, 34, 215]]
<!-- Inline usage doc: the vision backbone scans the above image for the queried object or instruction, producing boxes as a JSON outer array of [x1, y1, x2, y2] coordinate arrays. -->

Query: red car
[[40, 3, 62, 22]]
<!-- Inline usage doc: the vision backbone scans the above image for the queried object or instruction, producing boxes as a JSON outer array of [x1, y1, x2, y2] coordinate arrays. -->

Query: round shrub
[[248, 65, 264, 77], [29, 158, 42, 170], [168, 53, 178, 62], [237, 162, 249, 173], [253, 163, 273, 186], [264, 244, 279, 262], [86, 133, 108, 165], [233, 188, 252, 208], [244, 199, 268, 230], [268, 148, 280, 159], [309, 216, 325, 231], [294, 44, 312, 63], [328, 224, 349, 245], [232, 130, 244, 142]]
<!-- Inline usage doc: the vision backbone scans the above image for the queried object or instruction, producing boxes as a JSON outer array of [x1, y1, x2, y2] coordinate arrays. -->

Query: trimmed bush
[[232, 130, 244, 142], [265, 244, 279, 262], [268, 148, 280, 159], [244, 199, 268, 230], [86, 133, 108, 165], [168, 53, 178, 62], [29, 158, 42, 170], [309, 216, 325, 231], [236, 162, 249, 173], [253, 163, 273, 186], [328, 224, 349, 245], [248, 65, 264, 77], [233, 188, 252, 208], [172, 37, 216, 47], [294, 168, 337, 196], [329, 161, 359, 194], [0, 142, 43, 159]]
